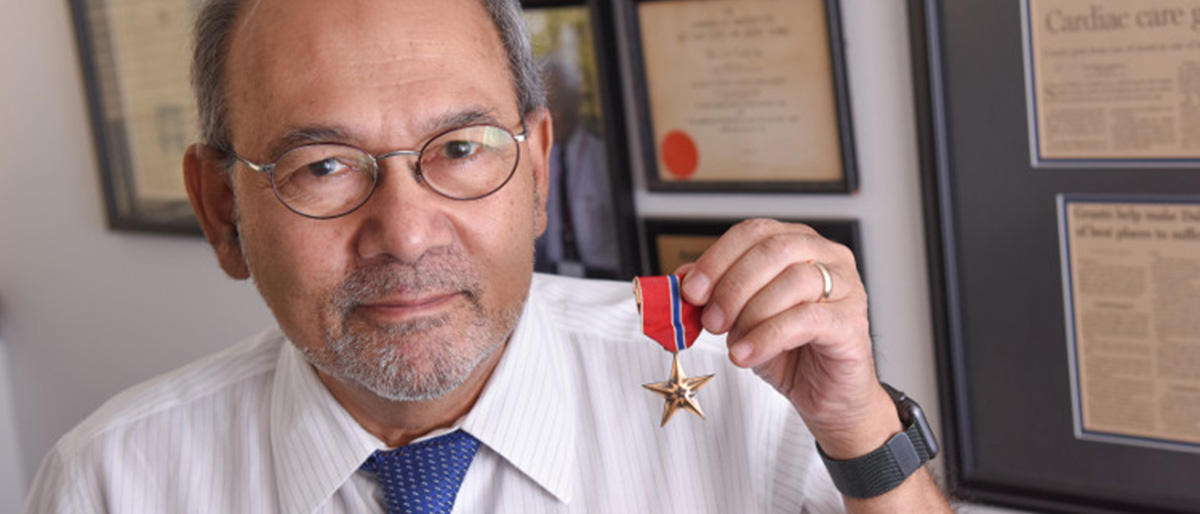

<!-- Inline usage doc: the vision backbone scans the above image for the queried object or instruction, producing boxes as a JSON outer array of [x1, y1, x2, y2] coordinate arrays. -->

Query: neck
[[314, 341, 507, 447]]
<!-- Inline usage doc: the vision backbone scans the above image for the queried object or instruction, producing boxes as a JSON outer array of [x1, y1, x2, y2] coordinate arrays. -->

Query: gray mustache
[[332, 252, 482, 312]]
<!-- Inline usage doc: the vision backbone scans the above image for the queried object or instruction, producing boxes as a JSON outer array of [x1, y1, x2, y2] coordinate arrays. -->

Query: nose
[[353, 156, 455, 264]]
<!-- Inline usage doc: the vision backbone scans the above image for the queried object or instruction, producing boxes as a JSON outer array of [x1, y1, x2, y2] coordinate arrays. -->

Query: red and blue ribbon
[[634, 275, 702, 354]]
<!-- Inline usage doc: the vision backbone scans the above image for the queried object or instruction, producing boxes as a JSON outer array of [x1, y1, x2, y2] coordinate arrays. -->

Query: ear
[[527, 107, 554, 238], [184, 144, 251, 280]]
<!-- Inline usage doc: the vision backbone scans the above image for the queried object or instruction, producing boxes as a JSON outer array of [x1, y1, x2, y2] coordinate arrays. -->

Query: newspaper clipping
[[1062, 197, 1200, 450], [1026, 0, 1200, 164]]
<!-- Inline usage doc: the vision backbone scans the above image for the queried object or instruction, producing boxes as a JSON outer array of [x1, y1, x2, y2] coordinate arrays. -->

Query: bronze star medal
[[643, 353, 715, 426], [634, 275, 715, 426]]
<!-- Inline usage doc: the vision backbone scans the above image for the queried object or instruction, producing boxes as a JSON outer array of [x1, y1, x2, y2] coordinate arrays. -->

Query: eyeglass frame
[[227, 122, 529, 220]]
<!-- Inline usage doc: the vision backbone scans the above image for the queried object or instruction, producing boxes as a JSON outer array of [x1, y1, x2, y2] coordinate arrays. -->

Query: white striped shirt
[[23, 274, 844, 513]]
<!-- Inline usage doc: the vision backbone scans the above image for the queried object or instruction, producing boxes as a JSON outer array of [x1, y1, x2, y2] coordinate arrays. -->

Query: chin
[[307, 312, 509, 402], [372, 339, 502, 402]]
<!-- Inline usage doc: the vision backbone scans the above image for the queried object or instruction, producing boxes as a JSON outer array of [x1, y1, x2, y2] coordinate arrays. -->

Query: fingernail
[[730, 341, 753, 364], [683, 271, 709, 301], [702, 303, 725, 332]]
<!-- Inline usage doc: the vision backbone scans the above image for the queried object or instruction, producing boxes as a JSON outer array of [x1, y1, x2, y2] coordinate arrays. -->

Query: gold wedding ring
[[811, 261, 833, 301]]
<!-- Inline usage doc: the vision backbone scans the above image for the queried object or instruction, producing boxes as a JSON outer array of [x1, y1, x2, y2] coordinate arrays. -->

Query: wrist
[[809, 386, 902, 459], [816, 382, 941, 500]]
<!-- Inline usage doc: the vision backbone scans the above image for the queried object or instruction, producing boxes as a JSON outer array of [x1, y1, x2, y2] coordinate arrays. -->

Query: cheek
[[237, 195, 354, 331], [459, 183, 537, 289]]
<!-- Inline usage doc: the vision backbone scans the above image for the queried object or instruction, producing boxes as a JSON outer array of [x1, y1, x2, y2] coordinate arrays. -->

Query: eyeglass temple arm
[[234, 155, 271, 174]]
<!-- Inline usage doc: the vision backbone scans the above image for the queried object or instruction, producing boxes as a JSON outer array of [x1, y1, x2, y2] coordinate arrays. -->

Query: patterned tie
[[361, 430, 481, 514]]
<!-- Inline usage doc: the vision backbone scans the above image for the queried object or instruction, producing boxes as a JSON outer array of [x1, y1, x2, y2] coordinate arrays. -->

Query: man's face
[[219, 0, 548, 401]]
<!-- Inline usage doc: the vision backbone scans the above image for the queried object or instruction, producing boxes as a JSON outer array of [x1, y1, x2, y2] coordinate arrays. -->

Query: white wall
[[0, 0, 1026, 513], [0, 0, 274, 510], [0, 335, 23, 514], [0, 0, 21, 500]]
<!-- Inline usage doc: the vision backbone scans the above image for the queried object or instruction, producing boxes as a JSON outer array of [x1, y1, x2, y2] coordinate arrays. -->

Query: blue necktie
[[361, 430, 480, 514]]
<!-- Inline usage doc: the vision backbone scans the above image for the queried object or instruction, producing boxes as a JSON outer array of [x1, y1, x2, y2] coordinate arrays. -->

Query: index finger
[[680, 218, 809, 304]]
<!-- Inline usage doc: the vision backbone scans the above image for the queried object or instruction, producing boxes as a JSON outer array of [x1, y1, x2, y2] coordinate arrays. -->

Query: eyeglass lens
[[269, 125, 520, 218]]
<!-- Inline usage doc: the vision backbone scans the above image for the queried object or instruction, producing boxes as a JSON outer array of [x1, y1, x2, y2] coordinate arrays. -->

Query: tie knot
[[363, 430, 481, 514]]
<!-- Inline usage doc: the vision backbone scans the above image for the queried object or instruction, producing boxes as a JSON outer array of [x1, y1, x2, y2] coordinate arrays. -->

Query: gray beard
[[315, 314, 507, 402], [302, 248, 522, 402]]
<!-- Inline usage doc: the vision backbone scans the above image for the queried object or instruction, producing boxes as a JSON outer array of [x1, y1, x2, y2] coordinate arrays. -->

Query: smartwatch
[[816, 383, 940, 499]]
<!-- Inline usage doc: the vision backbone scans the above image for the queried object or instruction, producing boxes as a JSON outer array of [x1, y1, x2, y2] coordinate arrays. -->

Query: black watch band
[[816, 383, 939, 499]]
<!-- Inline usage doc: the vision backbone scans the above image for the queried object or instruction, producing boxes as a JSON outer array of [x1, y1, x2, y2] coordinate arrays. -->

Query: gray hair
[[191, 0, 546, 153]]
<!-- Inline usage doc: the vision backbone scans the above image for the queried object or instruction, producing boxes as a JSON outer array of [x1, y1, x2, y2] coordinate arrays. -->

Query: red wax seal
[[660, 130, 699, 180]]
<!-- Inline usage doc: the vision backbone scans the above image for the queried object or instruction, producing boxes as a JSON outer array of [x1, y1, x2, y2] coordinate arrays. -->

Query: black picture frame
[[910, 1, 1200, 513], [642, 217, 861, 278], [68, 0, 202, 235], [625, 0, 857, 194], [522, 0, 640, 280]]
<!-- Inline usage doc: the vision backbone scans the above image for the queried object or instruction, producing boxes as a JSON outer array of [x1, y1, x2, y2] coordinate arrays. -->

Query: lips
[[356, 291, 461, 319]]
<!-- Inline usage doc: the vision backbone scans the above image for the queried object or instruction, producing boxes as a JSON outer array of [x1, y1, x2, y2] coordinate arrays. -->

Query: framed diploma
[[627, 0, 857, 193], [523, 0, 640, 280], [69, 0, 201, 234], [912, 0, 1200, 512], [1023, 0, 1200, 168], [642, 218, 860, 276]]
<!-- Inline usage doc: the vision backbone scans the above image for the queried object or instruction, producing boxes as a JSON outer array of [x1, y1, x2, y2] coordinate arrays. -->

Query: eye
[[442, 140, 480, 160], [305, 158, 348, 177]]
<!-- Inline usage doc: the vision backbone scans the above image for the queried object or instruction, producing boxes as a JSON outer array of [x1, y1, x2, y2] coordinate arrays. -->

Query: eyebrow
[[260, 106, 508, 161], [263, 126, 350, 161], [421, 107, 505, 135]]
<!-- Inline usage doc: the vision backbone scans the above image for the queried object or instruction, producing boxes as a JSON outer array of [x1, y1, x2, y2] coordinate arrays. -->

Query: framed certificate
[[69, 0, 201, 234], [523, 0, 640, 280], [627, 0, 857, 193], [912, 0, 1200, 512]]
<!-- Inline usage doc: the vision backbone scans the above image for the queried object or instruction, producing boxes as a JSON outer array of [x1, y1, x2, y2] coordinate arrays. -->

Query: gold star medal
[[634, 275, 715, 426]]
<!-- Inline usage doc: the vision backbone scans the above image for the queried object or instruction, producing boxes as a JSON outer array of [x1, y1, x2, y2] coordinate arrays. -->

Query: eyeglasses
[[231, 124, 527, 219]]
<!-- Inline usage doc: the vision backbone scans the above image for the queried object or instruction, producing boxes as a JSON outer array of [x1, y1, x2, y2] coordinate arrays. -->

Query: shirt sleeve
[[762, 402, 846, 514], [21, 445, 101, 514]]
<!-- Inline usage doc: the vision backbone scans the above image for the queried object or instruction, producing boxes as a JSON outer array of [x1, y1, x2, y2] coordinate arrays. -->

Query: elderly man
[[24, 0, 953, 512]]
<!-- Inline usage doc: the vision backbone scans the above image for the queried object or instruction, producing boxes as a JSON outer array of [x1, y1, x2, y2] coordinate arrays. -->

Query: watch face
[[881, 382, 939, 459], [906, 398, 939, 460], [882, 383, 914, 422]]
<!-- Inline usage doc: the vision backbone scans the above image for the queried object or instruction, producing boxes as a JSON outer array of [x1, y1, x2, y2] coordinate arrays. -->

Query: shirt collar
[[270, 340, 381, 514], [461, 277, 576, 503]]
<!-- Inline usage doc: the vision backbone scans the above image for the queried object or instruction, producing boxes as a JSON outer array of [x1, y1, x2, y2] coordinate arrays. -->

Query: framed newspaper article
[[912, 0, 1200, 512], [1022, 0, 1200, 168], [69, 0, 201, 234], [1059, 195, 1200, 454]]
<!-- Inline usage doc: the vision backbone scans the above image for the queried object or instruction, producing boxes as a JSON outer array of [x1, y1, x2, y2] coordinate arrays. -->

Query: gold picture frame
[[70, 0, 200, 234]]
